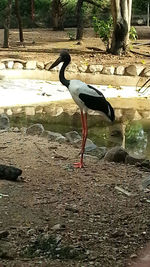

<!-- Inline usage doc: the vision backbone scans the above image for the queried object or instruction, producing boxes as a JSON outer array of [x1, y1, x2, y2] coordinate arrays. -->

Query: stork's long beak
[[49, 56, 62, 70]]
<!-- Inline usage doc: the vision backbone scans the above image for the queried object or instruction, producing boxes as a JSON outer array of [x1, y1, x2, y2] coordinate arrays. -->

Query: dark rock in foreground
[[0, 165, 22, 181], [104, 146, 128, 163]]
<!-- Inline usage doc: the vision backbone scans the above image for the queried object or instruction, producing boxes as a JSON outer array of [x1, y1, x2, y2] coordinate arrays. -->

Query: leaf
[[141, 59, 146, 65]]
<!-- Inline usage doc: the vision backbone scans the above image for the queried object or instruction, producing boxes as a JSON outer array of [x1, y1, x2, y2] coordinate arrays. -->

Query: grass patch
[[23, 234, 85, 260]]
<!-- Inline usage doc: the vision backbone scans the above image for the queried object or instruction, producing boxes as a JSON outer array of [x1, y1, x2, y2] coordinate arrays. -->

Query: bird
[[49, 50, 115, 168]]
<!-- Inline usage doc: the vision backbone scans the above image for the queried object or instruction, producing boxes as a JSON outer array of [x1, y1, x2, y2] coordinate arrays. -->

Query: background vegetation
[[0, 0, 148, 29]]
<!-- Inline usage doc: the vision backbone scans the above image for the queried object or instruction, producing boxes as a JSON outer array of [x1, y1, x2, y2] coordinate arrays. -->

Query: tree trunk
[[76, 0, 84, 40], [52, 0, 64, 30], [15, 0, 24, 43], [31, 0, 35, 22], [110, 0, 132, 55], [3, 0, 12, 48]]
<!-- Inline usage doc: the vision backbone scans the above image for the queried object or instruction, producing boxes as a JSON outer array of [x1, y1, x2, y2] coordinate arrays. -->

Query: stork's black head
[[49, 50, 71, 70], [59, 50, 71, 63]]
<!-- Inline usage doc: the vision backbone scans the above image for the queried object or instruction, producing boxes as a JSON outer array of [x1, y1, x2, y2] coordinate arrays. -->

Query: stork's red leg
[[74, 112, 88, 168]]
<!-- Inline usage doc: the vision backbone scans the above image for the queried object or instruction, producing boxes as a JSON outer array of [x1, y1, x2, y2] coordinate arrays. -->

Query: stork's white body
[[49, 50, 115, 168], [68, 80, 103, 110]]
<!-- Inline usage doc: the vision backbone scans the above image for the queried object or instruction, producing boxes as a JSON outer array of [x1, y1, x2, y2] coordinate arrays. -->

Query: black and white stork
[[49, 50, 115, 168]]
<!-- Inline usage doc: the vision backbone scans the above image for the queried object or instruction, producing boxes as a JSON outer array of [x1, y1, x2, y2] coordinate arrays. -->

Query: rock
[[125, 64, 137, 76], [67, 63, 78, 72], [141, 176, 150, 190], [133, 110, 142, 120], [140, 111, 150, 120], [65, 131, 81, 143], [6, 109, 12, 116], [115, 66, 125, 75], [114, 109, 123, 121], [0, 230, 9, 239], [37, 61, 44, 70], [25, 107, 35, 116], [136, 65, 145, 75], [0, 114, 10, 130], [51, 224, 61, 231], [74, 138, 96, 150], [104, 146, 128, 163], [86, 146, 107, 159], [0, 63, 5, 70], [78, 65, 88, 72], [6, 61, 14, 69], [26, 123, 45, 136], [125, 154, 145, 165], [13, 62, 24, 69], [141, 67, 150, 77], [88, 64, 103, 73], [102, 66, 115, 75], [85, 139, 97, 152], [44, 131, 66, 143], [51, 224, 66, 231], [137, 159, 150, 170], [0, 164, 22, 181], [10, 127, 20, 132], [26, 60, 37, 70]]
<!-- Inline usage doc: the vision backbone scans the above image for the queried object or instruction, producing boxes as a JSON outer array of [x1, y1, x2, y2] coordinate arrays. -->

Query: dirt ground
[[0, 27, 150, 66], [0, 28, 150, 267], [0, 131, 150, 267]]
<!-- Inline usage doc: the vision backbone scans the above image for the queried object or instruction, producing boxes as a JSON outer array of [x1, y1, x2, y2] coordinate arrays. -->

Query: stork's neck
[[59, 61, 70, 88]]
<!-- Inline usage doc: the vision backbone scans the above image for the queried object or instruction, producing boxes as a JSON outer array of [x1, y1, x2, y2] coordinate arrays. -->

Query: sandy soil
[[0, 28, 150, 267], [0, 27, 150, 66], [0, 131, 150, 267]]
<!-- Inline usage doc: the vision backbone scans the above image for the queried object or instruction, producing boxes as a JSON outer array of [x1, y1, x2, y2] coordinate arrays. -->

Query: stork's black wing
[[79, 92, 108, 114], [79, 92, 115, 121]]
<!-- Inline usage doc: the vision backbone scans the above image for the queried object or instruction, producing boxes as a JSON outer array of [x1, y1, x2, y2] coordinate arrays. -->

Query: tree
[[3, 0, 12, 48], [76, 0, 84, 40], [31, 0, 35, 22], [110, 0, 132, 55], [15, 0, 24, 43], [51, 0, 65, 30], [76, 0, 102, 40]]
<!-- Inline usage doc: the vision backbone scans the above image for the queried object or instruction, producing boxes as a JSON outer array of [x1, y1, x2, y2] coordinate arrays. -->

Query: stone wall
[[1, 98, 150, 124], [0, 58, 149, 87], [0, 58, 150, 122]]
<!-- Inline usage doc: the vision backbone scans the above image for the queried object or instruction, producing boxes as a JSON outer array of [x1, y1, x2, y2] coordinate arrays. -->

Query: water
[[10, 114, 150, 160], [0, 78, 150, 159]]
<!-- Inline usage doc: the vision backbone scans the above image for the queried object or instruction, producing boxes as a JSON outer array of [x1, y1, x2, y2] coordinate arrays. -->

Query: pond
[[45, 119, 150, 160], [10, 114, 150, 160], [0, 79, 150, 159]]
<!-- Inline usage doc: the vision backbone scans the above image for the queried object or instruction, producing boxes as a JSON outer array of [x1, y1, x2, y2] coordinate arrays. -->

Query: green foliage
[[129, 26, 138, 40], [67, 30, 75, 40], [0, 0, 8, 27], [93, 16, 113, 50], [0, 0, 111, 28], [63, 0, 76, 27], [132, 0, 148, 14], [126, 122, 146, 144]]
